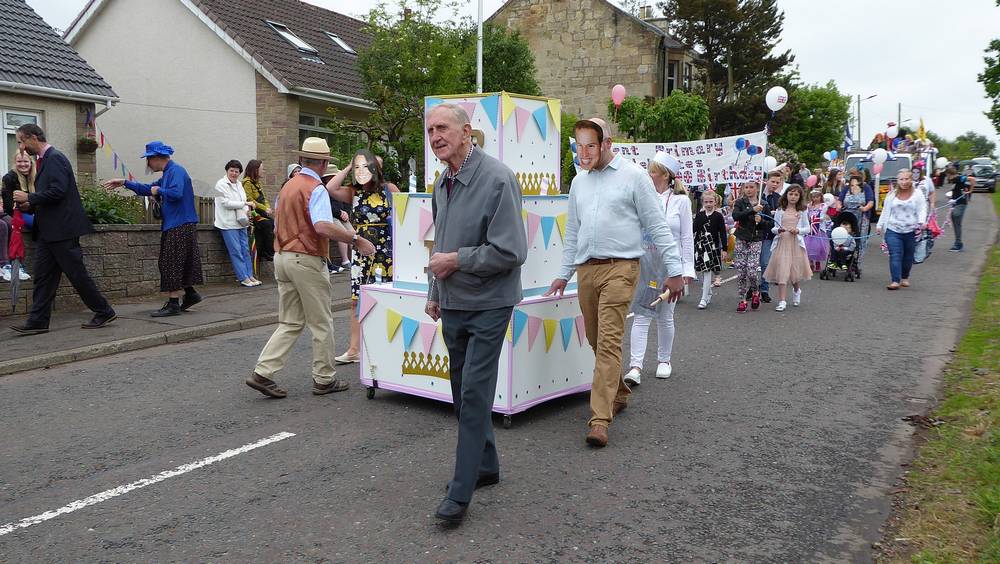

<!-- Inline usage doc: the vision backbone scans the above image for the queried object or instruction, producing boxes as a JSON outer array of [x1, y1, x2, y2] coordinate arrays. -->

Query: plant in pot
[[77, 135, 99, 153]]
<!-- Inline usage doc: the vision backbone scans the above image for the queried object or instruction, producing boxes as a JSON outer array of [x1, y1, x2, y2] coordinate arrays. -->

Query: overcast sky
[[27, 0, 1000, 149]]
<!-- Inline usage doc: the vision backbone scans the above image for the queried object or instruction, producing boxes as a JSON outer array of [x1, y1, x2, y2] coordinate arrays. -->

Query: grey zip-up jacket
[[428, 147, 528, 311]]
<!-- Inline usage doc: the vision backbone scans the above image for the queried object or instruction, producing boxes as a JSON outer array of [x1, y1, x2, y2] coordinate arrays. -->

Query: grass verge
[[879, 191, 1000, 562]]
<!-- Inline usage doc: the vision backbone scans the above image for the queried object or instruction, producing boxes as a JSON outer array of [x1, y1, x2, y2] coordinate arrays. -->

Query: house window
[[299, 113, 365, 163], [683, 63, 692, 91], [666, 61, 677, 95], [267, 21, 317, 53], [325, 32, 356, 55], [1, 109, 41, 173]]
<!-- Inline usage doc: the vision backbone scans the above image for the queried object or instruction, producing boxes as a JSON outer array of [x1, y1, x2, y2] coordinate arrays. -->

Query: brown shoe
[[312, 379, 350, 395], [612, 401, 627, 416], [586, 424, 609, 447], [245, 372, 287, 398]]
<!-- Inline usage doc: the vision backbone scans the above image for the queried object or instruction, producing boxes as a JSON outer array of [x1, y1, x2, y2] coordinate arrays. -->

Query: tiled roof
[[0, 0, 116, 100], [193, 0, 370, 100]]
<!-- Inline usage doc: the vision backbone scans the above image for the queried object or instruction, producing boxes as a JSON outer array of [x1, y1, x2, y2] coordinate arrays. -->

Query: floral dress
[[350, 186, 393, 299]]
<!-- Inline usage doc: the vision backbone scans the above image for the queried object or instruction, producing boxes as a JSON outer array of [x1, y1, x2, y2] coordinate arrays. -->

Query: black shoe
[[760, 292, 772, 303], [180, 292, 202, 311], [82, 311, 117, 329], [312, 379, 350, 395], [11, 324, 48, 335], [434, 498, 468, 523], [445, 472, 500, 492], [151, 301, 182, 317]]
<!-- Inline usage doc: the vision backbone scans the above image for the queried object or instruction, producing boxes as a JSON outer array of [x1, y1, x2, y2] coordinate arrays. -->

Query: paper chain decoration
[[425, 93, 560, 141]]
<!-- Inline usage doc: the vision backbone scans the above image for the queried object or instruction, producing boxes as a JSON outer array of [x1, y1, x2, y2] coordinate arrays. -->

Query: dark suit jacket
[[26, 147, 94, 242]]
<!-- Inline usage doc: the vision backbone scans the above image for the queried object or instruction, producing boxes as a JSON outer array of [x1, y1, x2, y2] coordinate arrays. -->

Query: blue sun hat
[[140, 141, 174, 158]]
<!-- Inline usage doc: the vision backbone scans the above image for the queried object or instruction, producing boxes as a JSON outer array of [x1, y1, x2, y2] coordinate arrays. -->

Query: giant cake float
[[358, 92, 594, 428]]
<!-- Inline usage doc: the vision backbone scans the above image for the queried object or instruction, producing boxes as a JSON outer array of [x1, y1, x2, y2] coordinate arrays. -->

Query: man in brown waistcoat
[[246, 138, 375, 398]]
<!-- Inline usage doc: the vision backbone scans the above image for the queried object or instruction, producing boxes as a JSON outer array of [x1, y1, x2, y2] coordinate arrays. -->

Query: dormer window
[[267, 21, 317, 53], [325, 32, 356, 54]]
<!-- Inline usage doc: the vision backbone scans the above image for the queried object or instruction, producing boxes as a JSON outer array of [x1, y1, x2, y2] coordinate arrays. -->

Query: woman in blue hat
[[104, 141, 204, 316]]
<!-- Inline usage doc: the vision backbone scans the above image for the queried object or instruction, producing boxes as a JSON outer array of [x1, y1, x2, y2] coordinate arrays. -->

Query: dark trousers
[[254, 218, 274, 261], [440, 306, 513, 504], [28, 237, 113, 328], [951, 203, 967, 247]]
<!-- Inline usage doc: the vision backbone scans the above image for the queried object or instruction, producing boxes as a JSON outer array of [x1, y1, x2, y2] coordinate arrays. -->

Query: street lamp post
[[857, 94, 877, 149]]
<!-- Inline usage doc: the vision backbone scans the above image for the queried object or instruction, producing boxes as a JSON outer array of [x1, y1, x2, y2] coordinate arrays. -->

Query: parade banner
[[571, 130, 769, 186]]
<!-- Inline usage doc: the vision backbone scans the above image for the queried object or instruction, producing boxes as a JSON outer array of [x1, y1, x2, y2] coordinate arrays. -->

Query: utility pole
[[897, 102, 902, 130], [476, 0, 484, 94], [857, 95, 861, 149]]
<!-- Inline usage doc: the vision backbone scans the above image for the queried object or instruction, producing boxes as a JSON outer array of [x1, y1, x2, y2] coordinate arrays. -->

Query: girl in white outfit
[[625, 152, 695, 386]]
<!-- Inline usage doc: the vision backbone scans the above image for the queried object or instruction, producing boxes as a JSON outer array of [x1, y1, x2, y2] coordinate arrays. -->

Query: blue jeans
[[884, 229, 915, 283], [759, 238, 773, 293], [951, 204, 967, 247], [220, 228, 253, 281]]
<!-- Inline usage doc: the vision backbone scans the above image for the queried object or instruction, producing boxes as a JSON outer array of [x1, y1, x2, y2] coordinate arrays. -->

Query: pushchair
[[820, 211, 860, 282]]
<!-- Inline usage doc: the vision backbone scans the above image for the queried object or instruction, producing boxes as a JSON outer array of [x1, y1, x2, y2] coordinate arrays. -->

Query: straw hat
[[298, 137, 332, 159]]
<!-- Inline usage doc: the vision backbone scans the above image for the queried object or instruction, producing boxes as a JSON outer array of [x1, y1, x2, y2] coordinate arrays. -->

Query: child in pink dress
[[763, 184, 812, 311]]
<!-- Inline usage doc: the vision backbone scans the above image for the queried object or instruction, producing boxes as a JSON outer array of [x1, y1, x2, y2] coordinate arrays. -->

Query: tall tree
[[607, 91, 710, 142], [772, 81, 850, 167], [657, 0, 795, 137], [979, 37, 1000, 135], [459, 24, 542, 96]]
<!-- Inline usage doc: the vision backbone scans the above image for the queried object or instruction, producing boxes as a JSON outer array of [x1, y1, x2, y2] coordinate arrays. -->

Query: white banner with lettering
[[570, 130, 769, 186]]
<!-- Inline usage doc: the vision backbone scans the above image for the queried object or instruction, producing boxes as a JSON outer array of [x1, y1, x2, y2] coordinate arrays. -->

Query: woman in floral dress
[[328, 149, 398, 364]]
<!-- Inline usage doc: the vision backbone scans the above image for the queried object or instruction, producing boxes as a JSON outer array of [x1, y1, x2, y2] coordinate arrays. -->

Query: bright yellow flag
[[393, 193, 409, 225], [386, 309, 402, 341], [917, 118, 927, 142], [543, 319, 558, 352], [555, 213, 568, 241], [547, 99, 561, 131], [506, 321, 513, 342], [501, 92, 516, 124]]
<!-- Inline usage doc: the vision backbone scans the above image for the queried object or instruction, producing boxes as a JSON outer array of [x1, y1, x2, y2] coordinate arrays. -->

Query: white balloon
[[765, 86, 788, 112], [831, 226, 850, 246], [764, 156, 778, 171], [935, 157, 949, 169], [871, 148, 888, 165], [823, 151, 832, 160], [886, 126, 899, 138]]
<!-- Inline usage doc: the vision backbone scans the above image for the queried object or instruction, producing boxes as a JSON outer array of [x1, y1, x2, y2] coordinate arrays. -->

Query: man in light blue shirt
[[545, 118, 684, 447]]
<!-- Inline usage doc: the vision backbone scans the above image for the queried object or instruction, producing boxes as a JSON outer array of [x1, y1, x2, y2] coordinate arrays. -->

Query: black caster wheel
[[502, 415, 512, 429], [366, 387, 375, 399]]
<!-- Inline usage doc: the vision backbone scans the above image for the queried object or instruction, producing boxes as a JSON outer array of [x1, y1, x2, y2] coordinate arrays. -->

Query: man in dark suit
[[11, 124, 116, 334]]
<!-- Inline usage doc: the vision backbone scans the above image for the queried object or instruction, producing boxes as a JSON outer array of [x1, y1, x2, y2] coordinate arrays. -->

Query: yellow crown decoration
[[426, 169, 441, 193], [401, 352, 450, 380], [516, 172, 557, 196]]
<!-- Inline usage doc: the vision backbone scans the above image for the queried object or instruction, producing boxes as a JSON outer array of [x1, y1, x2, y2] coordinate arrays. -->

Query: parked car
[[970, 164, 997, 192]]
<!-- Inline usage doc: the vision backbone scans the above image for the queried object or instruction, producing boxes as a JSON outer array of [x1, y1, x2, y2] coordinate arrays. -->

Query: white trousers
[[628, 302, 676, 368], [700, 271, 714, 303]]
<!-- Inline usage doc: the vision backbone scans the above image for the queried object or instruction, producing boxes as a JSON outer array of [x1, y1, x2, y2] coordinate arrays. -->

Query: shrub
[[80, 184, 144, 224]]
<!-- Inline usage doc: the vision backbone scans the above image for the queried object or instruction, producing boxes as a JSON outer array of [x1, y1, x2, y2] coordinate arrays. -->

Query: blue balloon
[[830, 150, 838, 160], [574, 156, 580, 166], [570, 141, 577, 153], [735, 138, 747, 151], [747, 145, 758, 156]]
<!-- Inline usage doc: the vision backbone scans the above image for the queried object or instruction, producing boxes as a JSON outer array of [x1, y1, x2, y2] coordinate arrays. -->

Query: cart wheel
[[820, 271, 827, 280], [366, 387, 376, 400], [502, 415, 512, 429]]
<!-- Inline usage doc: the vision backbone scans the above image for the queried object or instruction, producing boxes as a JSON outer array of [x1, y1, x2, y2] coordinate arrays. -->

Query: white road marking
[[0, 431, 296, 537]]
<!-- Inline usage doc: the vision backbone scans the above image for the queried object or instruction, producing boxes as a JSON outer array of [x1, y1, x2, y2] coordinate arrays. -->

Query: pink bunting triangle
[[575, 315, 586, 346], [527, 316, 543, 352], [515, 107, 531, 141], [458, 101, 477, 122], [418, 207, 434, 240], [358, 292, 377, 321], [526, 212, 541, 247], [420, 322, 437, 354]]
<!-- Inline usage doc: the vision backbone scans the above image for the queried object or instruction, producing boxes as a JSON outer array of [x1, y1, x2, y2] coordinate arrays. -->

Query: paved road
[[0, 201, 994, 562]]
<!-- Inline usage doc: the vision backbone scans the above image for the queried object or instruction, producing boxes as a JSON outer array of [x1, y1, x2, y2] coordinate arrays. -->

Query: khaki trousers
[[577, 259, 640, 427], [255, 251, 336, 384]]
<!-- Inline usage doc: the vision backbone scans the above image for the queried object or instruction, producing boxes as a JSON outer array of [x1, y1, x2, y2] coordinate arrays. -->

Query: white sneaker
[[792, 289, 801, 306], [656, 362, 672, 379], [0, 265, 10, 282], [697, 299, 708, 309], [17, 267, 29, 281], [624, 368, 641, 386], [775, 301, 787, 312]]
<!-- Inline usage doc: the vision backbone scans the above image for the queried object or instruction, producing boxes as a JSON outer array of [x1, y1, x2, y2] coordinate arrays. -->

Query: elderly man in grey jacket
[[424, 104, 528, 524]]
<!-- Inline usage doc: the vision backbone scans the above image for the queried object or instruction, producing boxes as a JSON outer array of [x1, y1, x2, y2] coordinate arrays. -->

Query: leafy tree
[[657, 0, 795, 137], [460, 24, 541, 96], [979, 37, 1000, 135], [561, 111, 580, 192], [925, 130, 997, 160], [606, 91, 710, 142], [772, 81, 850, 167]]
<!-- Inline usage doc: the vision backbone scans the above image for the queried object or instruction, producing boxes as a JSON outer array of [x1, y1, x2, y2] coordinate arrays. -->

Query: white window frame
[[665, 61, 677, 95], [266, 20, 317, 53], [1, 109, 42, 173], [324, 32, 356, 55]]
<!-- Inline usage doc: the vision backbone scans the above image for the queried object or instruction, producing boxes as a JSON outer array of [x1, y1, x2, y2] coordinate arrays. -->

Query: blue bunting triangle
[[402, 317, 420, 350], [540, 216, 556, 249], [480, 94, 500, 130], [559, 318, 574, 352], [532, 106, 548, 140], [425, 97, 445, 109], [512, 310, 528, 346]]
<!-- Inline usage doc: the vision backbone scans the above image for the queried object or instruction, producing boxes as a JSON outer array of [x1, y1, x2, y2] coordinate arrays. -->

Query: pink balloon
[[806, 174, 818, 188], [611, 84, 627, 107], [873, 163, 884, 175]]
